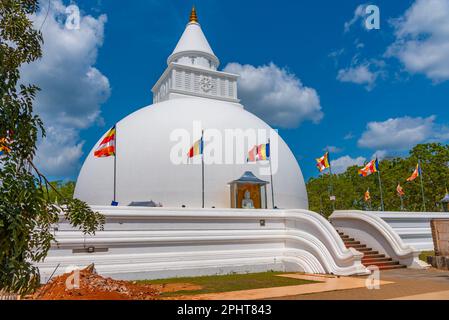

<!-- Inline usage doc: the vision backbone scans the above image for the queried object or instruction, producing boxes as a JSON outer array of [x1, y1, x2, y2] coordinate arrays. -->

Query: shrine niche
[[229, 172, 269, 209]]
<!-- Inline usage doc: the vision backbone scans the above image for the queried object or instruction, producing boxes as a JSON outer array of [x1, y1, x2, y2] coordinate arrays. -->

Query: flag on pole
[[364, 189, 371, 202], [358, 159, 379, 177], [316, 152, 330, 173], [247, 145, 258, 163], [406, 163, 421, 182], [257, 143, 270, 161], [94, 126, 116, 158], [397, 183, 405, 196], [0, 137, 11, 156], [188, 136, 204, 159], [247, 143, 271, 162]]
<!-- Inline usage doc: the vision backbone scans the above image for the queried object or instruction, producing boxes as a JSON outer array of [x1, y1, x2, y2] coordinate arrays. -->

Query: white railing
[[329, 210, 429, 269], [37, 207, 368, 282]]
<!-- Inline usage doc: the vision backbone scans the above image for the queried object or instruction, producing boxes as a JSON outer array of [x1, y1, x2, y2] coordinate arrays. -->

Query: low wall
[[37, 207, 368, 282], [330, 210, 429, 269], [373, 212, 449, 252]]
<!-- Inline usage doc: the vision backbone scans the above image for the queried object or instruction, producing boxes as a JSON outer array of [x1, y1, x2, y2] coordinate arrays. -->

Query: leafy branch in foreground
[[0, 0, 104, 295]]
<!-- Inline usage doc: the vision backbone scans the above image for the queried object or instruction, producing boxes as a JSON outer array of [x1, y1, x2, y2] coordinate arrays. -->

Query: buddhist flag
[[94, 126, 116, 158], [247, 145, 258, 163], [407, 163, 421, 182], [0, 137, 11, 156], [188, 137, 204, 159], [364, 189, 371, 202], [316, 152, 330, 173], [397, 183, 405, 197], [257, 143, 270, 161], [247, 143, 271, 162], [359, 159, 379, 177]]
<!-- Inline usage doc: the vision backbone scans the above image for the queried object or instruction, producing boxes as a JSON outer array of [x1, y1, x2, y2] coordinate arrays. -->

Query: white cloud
[[223, 62, 323, 128], [372, 150, 388, 161], [337, 62, 382, 90], [20, 1, 110, 177], [331, 155, 367, 174], [386, 0, 449, 82], [344, 4, 367, 33], [35, 126, 84, 177], [358, 116, 449, 151], [344, 132, 355, 140], [324, 146, 343, 154]]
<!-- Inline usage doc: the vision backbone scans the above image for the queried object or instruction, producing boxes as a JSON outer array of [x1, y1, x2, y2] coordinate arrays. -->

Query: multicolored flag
[[94, 126, 116, 158], [0, 137, 11, 156], [364, 189, 371, 202], [407, 163, 421, 182], [358, 159, 379, 177], [188, 137, 204, 159], [257, 143, 270, 161], [247, 143, 271, 162], [247, 145, 258, 163], [397, 183, 405, 197], [316, 152, 330, 173]]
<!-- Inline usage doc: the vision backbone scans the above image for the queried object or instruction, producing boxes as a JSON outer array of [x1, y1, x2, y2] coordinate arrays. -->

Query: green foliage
[[139, 272, 318, 297], [45, 181, 76, 203], [307, 143, 449, 217], [0, 0, 104, 295]]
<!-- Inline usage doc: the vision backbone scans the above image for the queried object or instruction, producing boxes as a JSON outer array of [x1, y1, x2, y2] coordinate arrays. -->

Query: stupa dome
[[74, 8, 308, 209]]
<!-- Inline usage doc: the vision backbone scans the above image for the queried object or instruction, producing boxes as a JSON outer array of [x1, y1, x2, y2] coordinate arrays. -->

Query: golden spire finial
[[189, 6, 198, 23]]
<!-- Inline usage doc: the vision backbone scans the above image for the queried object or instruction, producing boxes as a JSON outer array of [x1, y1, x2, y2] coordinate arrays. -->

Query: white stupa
[[74, 8, 308, 209]]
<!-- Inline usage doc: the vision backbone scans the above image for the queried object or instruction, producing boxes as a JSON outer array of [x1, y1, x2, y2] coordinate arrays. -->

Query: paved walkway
[[272, 268, 449, 300], [176, 274, 393, 300], [178, 268, 449, 300]]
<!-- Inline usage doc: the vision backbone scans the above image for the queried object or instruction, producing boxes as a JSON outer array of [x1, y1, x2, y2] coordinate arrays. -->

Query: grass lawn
[[419, 251, 435, 262], [138, 272, 319, 297]]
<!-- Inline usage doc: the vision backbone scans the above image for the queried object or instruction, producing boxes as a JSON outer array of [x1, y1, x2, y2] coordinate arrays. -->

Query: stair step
[[344, 241, 361, 245], [363, 260, 400, 268], [337, 230, 407, 271], [362, 257, 392, 264], [377, 264, 407, 270], [357, 248, 377, 254], [348, 244, 365, 249], [363, 253, 385, 259]]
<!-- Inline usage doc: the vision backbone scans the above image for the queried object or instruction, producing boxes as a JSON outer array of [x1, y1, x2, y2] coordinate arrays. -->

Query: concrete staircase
[[337, 231, 406, 270]]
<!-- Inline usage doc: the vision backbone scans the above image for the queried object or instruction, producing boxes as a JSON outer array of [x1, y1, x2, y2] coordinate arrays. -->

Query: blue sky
[[26, 0, 449, 181]]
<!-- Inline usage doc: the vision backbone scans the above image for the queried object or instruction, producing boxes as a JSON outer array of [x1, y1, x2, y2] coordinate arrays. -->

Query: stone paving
[[175, 274, 393, 300], [272, 268, 449, 300]]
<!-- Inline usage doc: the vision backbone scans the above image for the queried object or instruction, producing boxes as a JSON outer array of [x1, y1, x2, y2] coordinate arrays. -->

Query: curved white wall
[[37, 207, 367, 282], [372, 212, 449, 252], [330, 210, 429, 269]]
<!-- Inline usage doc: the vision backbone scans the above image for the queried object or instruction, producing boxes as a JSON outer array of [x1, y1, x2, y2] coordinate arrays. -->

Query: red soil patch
[[32, 265, 160, 300]]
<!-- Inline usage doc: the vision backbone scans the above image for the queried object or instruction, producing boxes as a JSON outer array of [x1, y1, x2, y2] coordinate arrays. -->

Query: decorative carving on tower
[[152, 7, 240, 105]]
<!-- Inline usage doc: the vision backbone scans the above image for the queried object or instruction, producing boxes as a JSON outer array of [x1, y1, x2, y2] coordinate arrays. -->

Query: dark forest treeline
[[307, 143, 449, 217]]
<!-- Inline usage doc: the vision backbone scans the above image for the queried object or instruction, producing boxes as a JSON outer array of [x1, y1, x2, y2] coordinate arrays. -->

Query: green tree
[[0, 0, 104, 295], [46, 181, 76, 203], [307, 143, 449, 217]]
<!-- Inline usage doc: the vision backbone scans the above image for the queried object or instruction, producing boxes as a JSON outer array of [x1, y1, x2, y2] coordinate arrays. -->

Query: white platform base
[[37, 207, 368, 282]]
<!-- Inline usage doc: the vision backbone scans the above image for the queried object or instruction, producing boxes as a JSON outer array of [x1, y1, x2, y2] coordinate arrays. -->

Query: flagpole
[[418, 158, 426, 212], [398, 181, 405, 211], [327, 151, 336, 212], [377, 169, 385, 211], [201, 130, 205, 209], [268, 139, 275, 209], [113, 125, 117, 204], [367, 189, 372, 211]]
